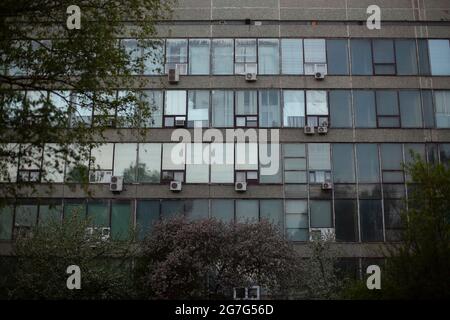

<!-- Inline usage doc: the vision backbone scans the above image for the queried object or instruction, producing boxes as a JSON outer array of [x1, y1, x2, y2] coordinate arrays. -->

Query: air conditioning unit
[[235, 181, 247, 192], [245, 72, 257, 82], [310, 228, 335, 241], [321, 181, 333, 190], [110, 176, 124, 192], [320, 120, 329, 127], [100, 227, 111, 241], [314, 71, 325, 80], [317, 126, 328, 134], [175, 118, 185, 127], [304, 125, 315, 135], [170, 180, 182, 192], [168, 66, 179, 83]]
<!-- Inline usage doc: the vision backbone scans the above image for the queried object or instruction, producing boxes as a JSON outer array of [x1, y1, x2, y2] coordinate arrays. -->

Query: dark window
[[283, 144, 307, 184], [329, 90, 352, 128], [327, 39, 349, 75], [356, 144, 380, 183], [211, 200, 234, 222], [351, 40, 373, 75], [354, 90, 376, 128], [376, 91, 400, 128], [335, 200, 358, 242], [373, 40, 396, 75], [332, 144, 355, 183], [87, 201, 109, 227], [161, 200, 184, 219], [421, 90, 435, 128], [285, 200, 308, 241], [310, 200, 332, 228], [111, 201, 131, 240], [417, 39, 431, 76], [399, 90, 422, 128], [440, 144, 450, 167], [136, 200, 160, 239], [380, 144, 404, 183], [384, 199, 404, 241], [236, 200, 259, 223], [260, 200, 283, 227], [395, 39, 418, 75], [360, 199, 383, 242], [0, 206, 14, 240], [185, 199, 209, 220]]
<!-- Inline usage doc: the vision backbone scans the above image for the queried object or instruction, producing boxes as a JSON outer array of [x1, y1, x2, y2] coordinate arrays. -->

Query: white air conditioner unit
[[310, 228, 335, 242], [110, 176, 124, 192], [100, 227, 111, 241], [314, 71, 325, 80], [170, 180, 182, 192], [317, 126, 328, 134], [235, 181, 247, 192], [304, 125, 315, 135], [168, 66, 180, 83], [245, 72, 257, 82], [175, 118, 185, 127], [313, 63, 327, 80], [321, 181, 333, 190]]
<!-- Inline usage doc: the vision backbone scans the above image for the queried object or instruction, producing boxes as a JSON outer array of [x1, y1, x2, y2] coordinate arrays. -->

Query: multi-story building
[[1, 0, 450, 278]]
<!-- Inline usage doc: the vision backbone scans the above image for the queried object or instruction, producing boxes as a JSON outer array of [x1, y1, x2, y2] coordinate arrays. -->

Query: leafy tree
[[0, 0, 173, 201], [343, 156, 450, 299]]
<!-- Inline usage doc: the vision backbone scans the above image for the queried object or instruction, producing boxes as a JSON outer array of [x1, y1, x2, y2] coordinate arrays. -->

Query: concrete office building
[[1, 0, 450, 277]]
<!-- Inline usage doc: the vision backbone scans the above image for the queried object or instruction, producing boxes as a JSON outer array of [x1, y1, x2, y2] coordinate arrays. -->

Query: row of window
[[6, 90, 450, 128], [0, 197, 404, 243], [6, 38, 450, 76], [2, 142, 449, 185]]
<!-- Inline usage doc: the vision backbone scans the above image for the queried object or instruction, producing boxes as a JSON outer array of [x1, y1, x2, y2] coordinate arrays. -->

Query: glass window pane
[[187, 90, 209, 128], [165, 91, 186, 115], [0, 206, 14, 240], [354, 90, 376, 128], [327, 39, 349, 75], [236, 200, 258, 223], [210, 143, 234, 183], [212, 90, 234, 127], [400, 90, 422, 128], [332, 144, 355, 183], [421, 90, 435, 128], [166, 39, 188, 65], [90, 143, 114, 170], [114, 143, 137, 183], [162, 143, 185, 171], [395, 40, 418, 75], [335, 200, 358, 242], [63, 201, 86, 220], [259, 90, 280, 127], [212, 39, 233, 75], [306, 91, 328, 115], [310, 200, 332, 228], [0, 144, 18, 183], [283, 143, 305, 158], [87, 201, 109, 227], [435, 91, 450, 128], [283, 90, 305, 127], [381, 144, 403, 170], [357, 144, 380, 183], [189, 39, 210, 75], [360, 200, 383, 242], [235, 39, 257, 63], [304, 39, 326, 63], [144, 40, 164, 75], [161, 200, 184, 219], [384, 199, 404, 241], [258, 39, 279, 75], [138, 143, 161, 183], [260, 143, 282, 183], [236, 91, 257, 115], [136, 200, 160, 239], [373, 40, 394, 63], [285, 200, 308, 241], [429, 40, 450, 76], [142, 90, 163, 127], [185, 199, 209, 220], [418, 39, 431, 76], [111, 201, 131, 240], [281, 39, 303, 75], [235, 143, 258, 170], [440, 144, 450, 166], [376, 91, 399, 116], [329, 90, 352, 128], [351, 40, 373, 75], [42, 144, 65, 183], [308, 143, 331, 171], [186, 143, 209, 183], [38, 203, 62, 225], [260, 200, 282, 226], [211, 200, 234, 222]]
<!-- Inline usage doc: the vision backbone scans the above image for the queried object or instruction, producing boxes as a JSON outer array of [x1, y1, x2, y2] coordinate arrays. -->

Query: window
[[259, 90, 280, 127], [260, 200, 282, 227], [310, 200, 332, 228], [283, 144, 307, 184], [116, 90, 136, 127], [187, 90, 209, 128], [212, 90, 234, 127], [351, 40, 373, 75], [395, 40, 418, 75], [335, 200, 358, 242], [304, 39, 326, 75], [308, 143, 331, 183], [38, 202, 62, 225], [360, 200, 383, 242], [114, 143, 137, 183], [185, 199, 209, 220], [18, 144, 43, 183], [210, 143, 234, 183], [306, 91, 328, 127], [354, 90, 376, 128], [329, 90, 352, 128], [42, 143, 65, 183], [281, 39, 303, 75], [65, 144, 89, 183], [440, 144, 450, 166], [283, 90, 305, 127], [373, 39, 395, 75], [236, 200, 258, 223], [285, 200, 308, 241], [161, 200, 184, 219], [235, 91, 258, 127], [384, 199, 404, 241], [162, 143, 185, 182], [136, 200, 160, 239], [87, 201, 109, 227], [0, 206, 14, 240], [89, 143, 114, 183], [141, 90, 163, 128], [235, 143, 258, 182], [332, 144, 355, 183], [13, 204, 38, 239], [0, 144, 18, 183], [327, 39, 349, 75], [49, 91, 70, 126], [235, 39, 257, 74], [189, 39, 210, 75], [428, 39, 450, 75], [70, 93, 92, 126], [356, 144, 380, 183], [143, 40, 164, 75], [212, 39, 234, 75], [164, 90, 186, 127], [376, 91, 400, 128], [138, 143, 161, 183], [422, 90, 435, 128], [258, 39, 279, 75], [63, 200, 86, 221], [211, 200, 234, 222], [399, 90, 422, 128], [435, 91, 450, 128], [121, 39, 141, 75], [259, 144, 282, 183], [165, 39, 188, 74], [418, 39, 431, 75], [186, 143, 209, 183], [111, 201, 131, 240], [380, 144, 404, 183]]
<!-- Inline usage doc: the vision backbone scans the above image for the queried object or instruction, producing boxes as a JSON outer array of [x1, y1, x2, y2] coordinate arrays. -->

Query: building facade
[[1, 0, 450, 276]]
